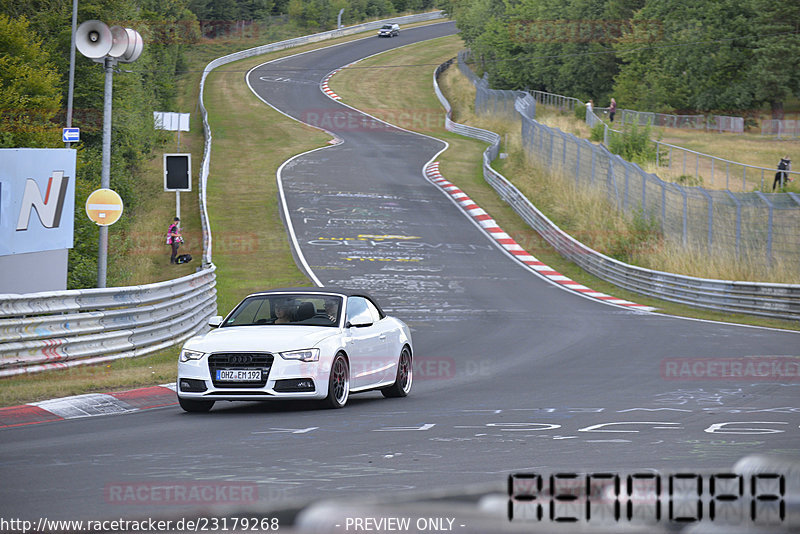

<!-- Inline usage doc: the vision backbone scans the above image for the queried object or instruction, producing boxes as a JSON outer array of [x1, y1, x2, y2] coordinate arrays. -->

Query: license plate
[[216, 369, 262, 381]]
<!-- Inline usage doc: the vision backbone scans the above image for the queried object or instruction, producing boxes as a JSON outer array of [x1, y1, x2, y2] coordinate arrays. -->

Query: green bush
[[676, 174, 704, 187], [574, 103, 586, 121], [607, 121, 659, 165], [590, 122, 605, 142]]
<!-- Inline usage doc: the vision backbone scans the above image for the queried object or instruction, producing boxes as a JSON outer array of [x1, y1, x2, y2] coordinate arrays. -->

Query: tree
[[612, 0, 757, 112], [749, 0, 800, 118], [0, 14, 62, 147]]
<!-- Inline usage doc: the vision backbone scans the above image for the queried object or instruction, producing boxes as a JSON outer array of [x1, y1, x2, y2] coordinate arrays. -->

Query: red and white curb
[[424, 162, 655, 312], [0, 384, 177, 429], [321, 67, 344, 100]]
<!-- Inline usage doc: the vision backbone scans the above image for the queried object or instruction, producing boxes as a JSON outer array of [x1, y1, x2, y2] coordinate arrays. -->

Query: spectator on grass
[[609, 98, 617, 122], [167, 217, 183, 264], [773, 155, 792, 191]]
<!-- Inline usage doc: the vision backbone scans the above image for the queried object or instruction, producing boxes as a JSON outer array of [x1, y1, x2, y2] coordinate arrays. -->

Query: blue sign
[[62, 127, 80, 143]]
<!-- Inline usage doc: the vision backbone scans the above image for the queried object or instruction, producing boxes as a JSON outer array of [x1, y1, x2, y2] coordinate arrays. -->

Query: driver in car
[[274, 300, 293, 324], [324, 298, 339, 324]]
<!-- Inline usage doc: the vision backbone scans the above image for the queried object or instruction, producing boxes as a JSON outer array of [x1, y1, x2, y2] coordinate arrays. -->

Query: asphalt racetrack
[[1, 21, 799, 532]]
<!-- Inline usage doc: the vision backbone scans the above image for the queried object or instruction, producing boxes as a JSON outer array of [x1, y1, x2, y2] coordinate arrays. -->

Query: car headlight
[[279, 349, 320, 362], [180, 349, 205, 362]]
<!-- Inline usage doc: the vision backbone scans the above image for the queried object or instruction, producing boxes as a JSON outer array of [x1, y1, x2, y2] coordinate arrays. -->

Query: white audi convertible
[[177, 288, 413, 412]]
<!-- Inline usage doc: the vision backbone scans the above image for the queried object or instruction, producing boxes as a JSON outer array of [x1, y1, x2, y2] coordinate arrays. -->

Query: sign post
[[155, 112, 191, 219], [164, 153, 191, 219]]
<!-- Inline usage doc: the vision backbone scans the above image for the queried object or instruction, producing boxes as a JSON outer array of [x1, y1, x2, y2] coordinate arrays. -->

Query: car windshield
[[222, 294, 342, 327], [381, 25, 393, 29]]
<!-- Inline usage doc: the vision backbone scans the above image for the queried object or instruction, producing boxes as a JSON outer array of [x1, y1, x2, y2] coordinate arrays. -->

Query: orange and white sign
[[85, 188, 123, 226]]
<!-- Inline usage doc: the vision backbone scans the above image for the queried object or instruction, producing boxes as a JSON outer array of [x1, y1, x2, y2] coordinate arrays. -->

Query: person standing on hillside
[[167, 217, 183, 264], [609, 98, 617, 122], [773, 155, 792, 190]]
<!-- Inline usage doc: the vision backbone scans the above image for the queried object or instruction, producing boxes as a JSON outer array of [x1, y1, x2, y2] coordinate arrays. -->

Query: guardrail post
[[661, 181, 667, 233]]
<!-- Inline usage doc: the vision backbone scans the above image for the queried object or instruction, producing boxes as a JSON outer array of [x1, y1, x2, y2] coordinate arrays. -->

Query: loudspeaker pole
[[97, 56, 115, 288], [76, 20, 143, 288], [65, 0, 78, 148]]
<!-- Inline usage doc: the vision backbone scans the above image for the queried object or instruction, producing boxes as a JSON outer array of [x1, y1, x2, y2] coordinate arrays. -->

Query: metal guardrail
[[0, 267, 217, 377], [434, 58, 800, 321], [0, 12, 447, 378]]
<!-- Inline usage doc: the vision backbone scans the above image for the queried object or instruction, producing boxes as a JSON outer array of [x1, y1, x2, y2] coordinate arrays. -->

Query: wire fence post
[[678, 185, 688, 246], [725, 190, 742, 258], [699, 189, 714, 253], [624, 164, 629, 210], [742, 166, 746, 192], [755, 192, 774, 266]]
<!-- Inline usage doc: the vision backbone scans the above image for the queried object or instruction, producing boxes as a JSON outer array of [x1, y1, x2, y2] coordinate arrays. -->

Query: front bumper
[[177, 354, 330, 401]]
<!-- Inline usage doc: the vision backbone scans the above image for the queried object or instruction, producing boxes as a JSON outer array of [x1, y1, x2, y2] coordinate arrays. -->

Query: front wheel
[[178, 397, 215, 413], [382, 347, 412, 398], [322, 353, 349, 408]]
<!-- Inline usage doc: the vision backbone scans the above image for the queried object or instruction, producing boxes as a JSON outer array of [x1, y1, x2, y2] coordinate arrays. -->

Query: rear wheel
[[323, 353, 349, 408], [178, 397, 215, 413], [382, 347, 412, 398]]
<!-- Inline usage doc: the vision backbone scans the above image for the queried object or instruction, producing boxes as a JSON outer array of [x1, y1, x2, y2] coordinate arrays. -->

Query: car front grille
[[208, 352, 273, 388]]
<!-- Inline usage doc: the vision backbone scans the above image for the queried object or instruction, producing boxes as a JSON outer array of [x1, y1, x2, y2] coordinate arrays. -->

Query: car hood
[[184, 326, 340, 353]]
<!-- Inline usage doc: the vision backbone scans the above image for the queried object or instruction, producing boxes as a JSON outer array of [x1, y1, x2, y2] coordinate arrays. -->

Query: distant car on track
[[177, 288, 413, 412], [378, 23, 399, 37]]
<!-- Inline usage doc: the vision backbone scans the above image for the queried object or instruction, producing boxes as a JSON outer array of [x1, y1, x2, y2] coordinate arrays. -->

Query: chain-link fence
[[462, 56, 800, 268], [762, 119, 800, 139], [594, 107, 705, 130]]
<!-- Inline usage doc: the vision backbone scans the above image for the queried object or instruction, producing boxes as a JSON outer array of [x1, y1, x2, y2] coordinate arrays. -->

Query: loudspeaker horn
[[75, 20, 112, 59], [108, 26, 129, 58], [119, 28, 143, 63]]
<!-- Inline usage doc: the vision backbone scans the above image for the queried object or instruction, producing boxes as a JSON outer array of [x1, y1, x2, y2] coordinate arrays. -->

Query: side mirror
[[208, 315, 223, 328], [346, 309, 373, 328]]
